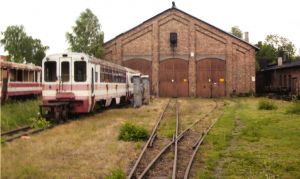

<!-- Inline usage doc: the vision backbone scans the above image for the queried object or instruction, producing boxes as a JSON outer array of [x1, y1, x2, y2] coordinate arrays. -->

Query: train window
[[74, 61, 86, 82], [100, 66, 105, 82], [61, 62, 70, 82], [10, 69, 16, 81], [45, 61, 57, 82], [95, 71, 98, 82], [17, 70, 23, 81]]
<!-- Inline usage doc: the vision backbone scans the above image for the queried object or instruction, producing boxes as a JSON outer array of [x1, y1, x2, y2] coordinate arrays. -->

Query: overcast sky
[[0, 0, 299, 55]]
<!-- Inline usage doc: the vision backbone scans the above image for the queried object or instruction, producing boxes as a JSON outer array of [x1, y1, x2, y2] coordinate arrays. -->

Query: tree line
[[1, 9, 299, 70], [0, 9, 104, 66], [230, 26, 299, 69]]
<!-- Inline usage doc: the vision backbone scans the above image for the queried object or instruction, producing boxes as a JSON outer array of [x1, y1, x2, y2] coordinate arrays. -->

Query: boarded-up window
[[17, 70, 23, 81], [29, 71, 34, 82], [10, 69, 16, 81]]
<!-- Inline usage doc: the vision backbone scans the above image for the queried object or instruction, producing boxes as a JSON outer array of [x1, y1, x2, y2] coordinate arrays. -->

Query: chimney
[[278, 57, 283, 66], [244, 32, 249, 42]]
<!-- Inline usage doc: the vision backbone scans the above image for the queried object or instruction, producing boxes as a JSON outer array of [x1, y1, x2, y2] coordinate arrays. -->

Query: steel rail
[[184, 113, 220, 179], [2, 125, 54, 142], [1, 126, 31, 136], [138, 100, 219, 178], [172, 100, 179, 179], [127, 99, 171, 179]]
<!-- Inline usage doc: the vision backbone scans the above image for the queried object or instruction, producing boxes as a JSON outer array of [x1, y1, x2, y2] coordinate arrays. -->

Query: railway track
[[127, 99, 221, 179], [1, 125, 53, 143]]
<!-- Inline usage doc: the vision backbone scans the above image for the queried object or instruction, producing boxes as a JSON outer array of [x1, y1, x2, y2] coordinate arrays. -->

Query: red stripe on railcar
[[8, 82, 41, 87], [7, 91, 42, 96]]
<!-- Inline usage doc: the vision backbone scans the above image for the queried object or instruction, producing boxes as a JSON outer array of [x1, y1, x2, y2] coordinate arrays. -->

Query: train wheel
[[54, 111, 61, 122], [62, 107, 68, 121]]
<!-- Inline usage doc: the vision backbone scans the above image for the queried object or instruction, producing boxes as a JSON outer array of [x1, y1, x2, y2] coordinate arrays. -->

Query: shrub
[[105, 168, 125, 179], [258, 99, 277, 110], [30, 118, 51, 129], [286, 102, 300, 114], [118, 122, 149, 141]]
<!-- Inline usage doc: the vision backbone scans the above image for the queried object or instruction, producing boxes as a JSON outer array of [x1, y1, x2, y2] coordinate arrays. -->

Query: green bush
[[30, 118, 51, 129], [286, 102, 300, 114], [105, 168, 125, 179], [118, 122, 149, 141], [258, 99, 277, 110]]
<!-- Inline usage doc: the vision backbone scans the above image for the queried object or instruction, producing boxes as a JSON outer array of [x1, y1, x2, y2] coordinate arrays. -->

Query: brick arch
[[196, 58, 226, 98], [159, 58, 189, 97]]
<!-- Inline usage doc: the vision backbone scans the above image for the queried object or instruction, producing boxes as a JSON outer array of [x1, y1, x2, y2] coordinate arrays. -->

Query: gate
[[159, 59, 189, 97], [196, 58, 226, 98]]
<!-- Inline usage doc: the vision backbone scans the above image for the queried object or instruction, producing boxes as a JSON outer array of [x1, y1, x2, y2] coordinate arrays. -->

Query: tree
[[265, 34, 296, 58], [0, 25, 49, 65], [255, 34, 297, 70], [66, 9, 104, 58], [230, 26, 243, 39], [255, 41, 277, 61]]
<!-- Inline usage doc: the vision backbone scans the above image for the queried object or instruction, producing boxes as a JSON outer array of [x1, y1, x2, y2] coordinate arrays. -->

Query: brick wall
[[104, 8, 257, 96]]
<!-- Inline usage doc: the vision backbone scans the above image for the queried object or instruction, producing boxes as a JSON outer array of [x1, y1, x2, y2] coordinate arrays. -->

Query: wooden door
[[196, 59, 226, 98], [159, 59, 189, 97]]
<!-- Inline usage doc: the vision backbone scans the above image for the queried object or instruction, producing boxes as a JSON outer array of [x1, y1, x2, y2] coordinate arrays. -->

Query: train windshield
[[44, 61, 57, 82], [74, 61, 86, 82]]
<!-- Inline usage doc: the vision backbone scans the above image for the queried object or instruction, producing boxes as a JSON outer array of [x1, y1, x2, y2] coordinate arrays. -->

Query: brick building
[[104, 5, 258, 97], [256, 59, 300, 97]]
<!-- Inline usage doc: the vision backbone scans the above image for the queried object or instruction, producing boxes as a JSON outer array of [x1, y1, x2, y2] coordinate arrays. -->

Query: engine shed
[[103, 4, 258, 97]]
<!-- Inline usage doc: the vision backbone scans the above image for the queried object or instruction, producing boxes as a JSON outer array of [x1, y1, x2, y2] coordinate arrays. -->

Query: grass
[[1, 98, 167, 178], [1, 99, 40, 132], [118, 122, 149, 141], [105, 168, 126, 179], [258, 98, 278, 110], [286, 101, 300, 114], [195, 98, 300, 178]]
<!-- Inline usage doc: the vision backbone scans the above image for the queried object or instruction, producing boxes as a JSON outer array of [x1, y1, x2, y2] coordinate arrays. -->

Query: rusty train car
[[0, 60, 42, 102], [256, 59, 300, 98], [40, 53, 140, 120]]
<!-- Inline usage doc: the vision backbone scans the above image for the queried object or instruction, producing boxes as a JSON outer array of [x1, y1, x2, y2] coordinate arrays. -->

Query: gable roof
[[104, 7, 259, 50]]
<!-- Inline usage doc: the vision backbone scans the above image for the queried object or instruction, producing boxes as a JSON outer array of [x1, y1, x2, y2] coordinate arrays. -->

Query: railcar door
[[90, 66, 96, 111], [58, 57, 72, 91]]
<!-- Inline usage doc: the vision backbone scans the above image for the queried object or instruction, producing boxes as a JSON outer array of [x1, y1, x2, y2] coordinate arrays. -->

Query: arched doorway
[[159, 59, 189, 97], [196, 58, 226, 98]]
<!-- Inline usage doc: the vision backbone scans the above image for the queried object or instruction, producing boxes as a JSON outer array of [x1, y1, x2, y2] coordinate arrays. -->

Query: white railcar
[[41, 53, 139, 116]]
